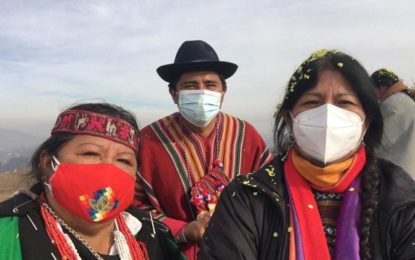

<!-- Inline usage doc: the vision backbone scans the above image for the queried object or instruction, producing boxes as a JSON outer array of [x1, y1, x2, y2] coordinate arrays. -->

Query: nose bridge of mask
[[293, 104, 362, 127], [293, 104, 330, 128], [179, 90, 222, 104], [179, 90, 202, 104]]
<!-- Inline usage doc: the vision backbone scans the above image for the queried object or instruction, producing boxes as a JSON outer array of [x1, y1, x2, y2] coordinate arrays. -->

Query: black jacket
[[199, 157, 415, 260], [0, 183, 185, 260]]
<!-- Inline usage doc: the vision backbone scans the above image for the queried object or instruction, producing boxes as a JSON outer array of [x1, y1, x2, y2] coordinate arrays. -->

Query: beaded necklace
[[41, 202, 149, 260], [20, 189, 148, 260]]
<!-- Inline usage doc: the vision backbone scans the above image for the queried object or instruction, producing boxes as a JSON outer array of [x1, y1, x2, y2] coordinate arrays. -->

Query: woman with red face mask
[[0, 103, 185, 260], [199, 50, 415, 260]]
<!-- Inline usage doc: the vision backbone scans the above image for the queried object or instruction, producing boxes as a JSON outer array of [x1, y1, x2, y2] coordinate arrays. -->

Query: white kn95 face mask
[[291, 103, 364, 165]]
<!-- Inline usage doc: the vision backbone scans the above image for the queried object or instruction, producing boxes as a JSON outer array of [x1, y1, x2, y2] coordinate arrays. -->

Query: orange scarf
[[291, 148, 358, 192], [285, 147, 366, 260]]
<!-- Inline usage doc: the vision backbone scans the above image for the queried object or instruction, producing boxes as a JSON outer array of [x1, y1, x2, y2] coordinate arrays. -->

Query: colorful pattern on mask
[[79, 187, 120, 222]]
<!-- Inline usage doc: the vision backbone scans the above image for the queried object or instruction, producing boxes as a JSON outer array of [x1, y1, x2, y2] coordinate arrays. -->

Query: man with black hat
[[133, 40, 270, 259]]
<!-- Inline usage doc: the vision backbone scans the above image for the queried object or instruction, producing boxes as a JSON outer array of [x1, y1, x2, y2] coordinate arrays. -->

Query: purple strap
[[334, 176, 361, 260], [287, 176, 361, 260]]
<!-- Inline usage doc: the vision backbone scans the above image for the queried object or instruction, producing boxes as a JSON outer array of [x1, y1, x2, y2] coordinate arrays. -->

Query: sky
[[0, 0, 414, 141]]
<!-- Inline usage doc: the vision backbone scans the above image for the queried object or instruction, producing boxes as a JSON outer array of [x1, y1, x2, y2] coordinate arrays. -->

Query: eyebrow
[[180, 80, 199, 85], [78, 142, 105, 149], [118, 151, 136, 157], [78, 143, 135, 156], [204, 80, 218, 84], [180, 79, 219, 85]]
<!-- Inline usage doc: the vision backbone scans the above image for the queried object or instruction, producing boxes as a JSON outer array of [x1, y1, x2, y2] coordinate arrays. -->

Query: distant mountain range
[[0, 128, 44, 173], [0, 127, 274, 173]]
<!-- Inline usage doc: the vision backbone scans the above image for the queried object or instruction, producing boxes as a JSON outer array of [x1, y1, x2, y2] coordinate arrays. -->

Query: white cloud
[[0, 0, 414, 138]]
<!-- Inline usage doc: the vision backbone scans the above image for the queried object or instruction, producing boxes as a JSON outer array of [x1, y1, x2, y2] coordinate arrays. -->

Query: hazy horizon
[[1, 0, 414, 141]]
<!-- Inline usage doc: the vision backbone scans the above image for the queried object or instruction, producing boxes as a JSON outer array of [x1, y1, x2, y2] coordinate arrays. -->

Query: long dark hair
[[30, 102, 140, 181], [274, 49, 383, 259]]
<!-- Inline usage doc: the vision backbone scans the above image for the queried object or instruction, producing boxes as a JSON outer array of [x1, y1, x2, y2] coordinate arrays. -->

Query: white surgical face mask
[[291, 103, 364, 165], [178, 90, 222, 127]]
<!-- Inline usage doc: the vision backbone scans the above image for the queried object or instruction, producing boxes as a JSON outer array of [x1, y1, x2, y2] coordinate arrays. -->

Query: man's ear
[[169, 89, 179, 105]]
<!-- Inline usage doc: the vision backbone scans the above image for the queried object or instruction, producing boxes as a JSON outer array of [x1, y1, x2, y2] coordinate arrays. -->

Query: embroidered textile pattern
[[51, 109, 139, 153], [313, 190, 344, 257], [190, 159, 230, 214], [79, 187, 120, 222], [148, 112, 246, 217]]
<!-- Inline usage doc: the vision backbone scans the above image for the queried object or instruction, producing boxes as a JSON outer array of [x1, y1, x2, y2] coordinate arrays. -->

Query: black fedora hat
[[157, 40, 238, 82]]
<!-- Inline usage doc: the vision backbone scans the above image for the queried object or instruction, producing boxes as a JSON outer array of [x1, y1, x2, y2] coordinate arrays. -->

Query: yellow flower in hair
[[377, 68, 399, 81], [309, 49, 329, 60]]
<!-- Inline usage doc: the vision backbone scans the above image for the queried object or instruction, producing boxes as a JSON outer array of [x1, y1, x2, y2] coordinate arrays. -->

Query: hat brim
[[157, 61, 238, 83]]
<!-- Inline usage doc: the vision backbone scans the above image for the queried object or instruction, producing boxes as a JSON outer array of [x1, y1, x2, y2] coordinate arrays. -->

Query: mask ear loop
[[45, 155, 60, 193], [359, 121, 368, 147], [280, 111, 298, 162], [50, 155, 60, 172]]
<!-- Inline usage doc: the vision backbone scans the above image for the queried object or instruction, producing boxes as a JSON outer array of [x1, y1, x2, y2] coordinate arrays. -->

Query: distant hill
[[0, 128, 43, 173], [0, 170, 37, 202]]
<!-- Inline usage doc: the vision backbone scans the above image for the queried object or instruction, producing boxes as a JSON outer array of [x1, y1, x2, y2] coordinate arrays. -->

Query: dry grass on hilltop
[[0, 171, 38, 202]]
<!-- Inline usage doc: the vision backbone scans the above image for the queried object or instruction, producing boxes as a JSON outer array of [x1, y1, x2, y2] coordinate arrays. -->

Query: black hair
[[273, 49, 383, 259], [30, 102, 140, 181], [370, 68, 399, 89], [167, 71, 227, 92], [274, 50, 383, 154]]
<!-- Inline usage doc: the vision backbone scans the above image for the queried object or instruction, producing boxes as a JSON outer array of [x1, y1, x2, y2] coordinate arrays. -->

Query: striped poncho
[[133, 112, 270, 260]]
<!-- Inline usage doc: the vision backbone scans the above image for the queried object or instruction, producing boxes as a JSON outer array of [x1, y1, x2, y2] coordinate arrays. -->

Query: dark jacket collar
[[237, 156, 288, 205], [237, 156, 415, 214], [0, 183, 43, 217]]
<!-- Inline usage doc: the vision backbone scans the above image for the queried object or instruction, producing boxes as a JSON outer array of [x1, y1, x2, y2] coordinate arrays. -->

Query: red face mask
[[46, 156, 135, 223]]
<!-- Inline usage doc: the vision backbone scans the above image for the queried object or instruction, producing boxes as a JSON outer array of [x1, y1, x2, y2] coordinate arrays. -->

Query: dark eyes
[[182, 84, 197, 89], [82, 151, 99, 157], [118, 158, 133, 166], [301, 100, 319, 106], [81, 152, 133, 166], [206, 84, 217, 89], [301, 100, 356, 106], [337, 100, 355, 105]]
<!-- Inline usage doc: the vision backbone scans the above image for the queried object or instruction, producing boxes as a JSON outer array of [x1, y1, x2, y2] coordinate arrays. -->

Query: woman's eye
[[338, 100, 354, 105], [118, 159, 133, 166], [302, 100, 319, 106], [82, 152, 100, 157]]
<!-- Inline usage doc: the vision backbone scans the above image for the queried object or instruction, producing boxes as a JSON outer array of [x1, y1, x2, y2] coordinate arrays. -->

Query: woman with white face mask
[[199, 50, 415, 260]]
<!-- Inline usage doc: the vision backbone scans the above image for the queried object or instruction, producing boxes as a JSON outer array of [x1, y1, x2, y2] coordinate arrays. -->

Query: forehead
[[177, 71, 220, 82], [306, 70, 357, 96], [60, 134, 135, 153]]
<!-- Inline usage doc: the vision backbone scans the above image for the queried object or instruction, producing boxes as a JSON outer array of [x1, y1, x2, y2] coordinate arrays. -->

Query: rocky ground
[[0, 171, 38, 202]]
